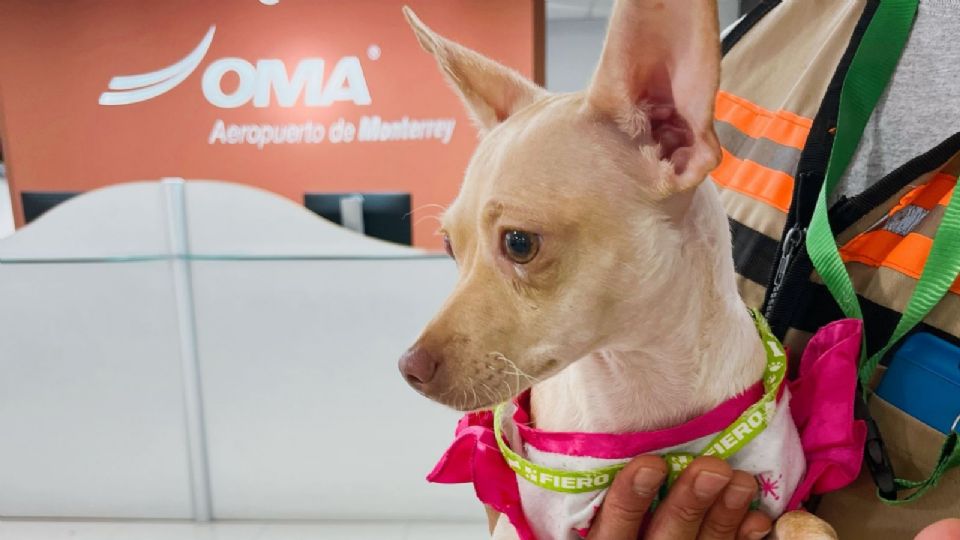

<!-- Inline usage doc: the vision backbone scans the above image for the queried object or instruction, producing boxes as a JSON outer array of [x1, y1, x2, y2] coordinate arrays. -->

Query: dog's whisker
[[479, 381, 498, 405], [616, 259, 644, 277], [469, 385, 480, 410], [501, 355, 542, 386], [501, 380, 513, 403], [498, 355, 523, 392], [403, 203, 448, 221], [413, 214, 444, 228], [437, 385, 455, 400]]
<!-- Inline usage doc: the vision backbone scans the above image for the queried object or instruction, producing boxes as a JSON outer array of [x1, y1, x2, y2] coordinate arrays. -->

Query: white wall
[[546, 18, 608, 92], [0, 180, 476, 520], [546, 0, 741, 93]]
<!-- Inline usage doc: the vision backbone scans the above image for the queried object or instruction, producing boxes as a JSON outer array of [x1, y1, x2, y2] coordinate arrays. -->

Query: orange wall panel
[[0, 0, 541, 249]]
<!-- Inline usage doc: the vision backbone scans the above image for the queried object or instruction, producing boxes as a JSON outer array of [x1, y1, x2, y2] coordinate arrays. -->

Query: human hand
[[588, 455, 772, 539], [914, 518, 960, 540]]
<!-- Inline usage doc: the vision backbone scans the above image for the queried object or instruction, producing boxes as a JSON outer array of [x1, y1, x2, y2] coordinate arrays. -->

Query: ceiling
[[546, 0, 614, 20]]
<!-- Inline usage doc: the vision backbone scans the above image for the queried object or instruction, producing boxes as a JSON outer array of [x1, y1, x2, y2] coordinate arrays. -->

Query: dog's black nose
[[398, 345, 439, 386]]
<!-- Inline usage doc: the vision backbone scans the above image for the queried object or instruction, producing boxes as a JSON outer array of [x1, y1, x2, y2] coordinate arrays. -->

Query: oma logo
[[100, 25, 371, 109], [202, 57, 370, 108]]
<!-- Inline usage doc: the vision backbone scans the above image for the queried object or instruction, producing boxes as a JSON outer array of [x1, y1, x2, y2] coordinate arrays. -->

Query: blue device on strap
[[876, 332, 960, 435]]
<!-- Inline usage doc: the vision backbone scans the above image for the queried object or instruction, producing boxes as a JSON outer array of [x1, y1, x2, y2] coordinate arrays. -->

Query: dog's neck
[[531, 181, 767, 433]]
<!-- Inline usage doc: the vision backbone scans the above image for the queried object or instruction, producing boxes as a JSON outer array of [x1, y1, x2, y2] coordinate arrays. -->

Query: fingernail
[[723, 484, 754, 509], [633, 467, 666, 497], [693, 470, 730, 500], [747, 529, 771, 540]]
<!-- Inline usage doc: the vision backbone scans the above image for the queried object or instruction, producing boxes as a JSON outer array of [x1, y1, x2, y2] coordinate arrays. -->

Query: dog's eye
[[442, 234, 455, 260], [502, 230, 540, 264]]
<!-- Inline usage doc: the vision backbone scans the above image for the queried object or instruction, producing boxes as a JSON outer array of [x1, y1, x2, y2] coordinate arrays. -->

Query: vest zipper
[[766, 226, 806, 312]]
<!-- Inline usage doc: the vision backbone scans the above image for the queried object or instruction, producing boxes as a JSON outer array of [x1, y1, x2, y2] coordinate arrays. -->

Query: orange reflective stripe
[[940, 182, 954, 206], [840, 231, 960, 294], [715, 91, 812, 151], [713, 92, 812, 213], [888, 173, 957, 215], [840, 229, 907, 266], [712, 148, 794, 213]]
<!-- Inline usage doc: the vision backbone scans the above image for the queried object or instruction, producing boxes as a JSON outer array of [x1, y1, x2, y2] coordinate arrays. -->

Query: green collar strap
[[492, 309, 787, 494]]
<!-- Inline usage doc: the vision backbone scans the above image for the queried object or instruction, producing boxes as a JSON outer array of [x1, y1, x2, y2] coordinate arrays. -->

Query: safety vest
[[714, 1, 959, 538]]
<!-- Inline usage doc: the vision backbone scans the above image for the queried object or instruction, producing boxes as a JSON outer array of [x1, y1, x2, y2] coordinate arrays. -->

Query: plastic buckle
[[855, 385, 898, 500], [863, 421, 897, 500]]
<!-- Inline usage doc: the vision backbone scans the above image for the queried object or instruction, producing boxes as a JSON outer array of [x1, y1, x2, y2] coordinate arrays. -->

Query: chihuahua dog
[[398, 1, 839, 539]]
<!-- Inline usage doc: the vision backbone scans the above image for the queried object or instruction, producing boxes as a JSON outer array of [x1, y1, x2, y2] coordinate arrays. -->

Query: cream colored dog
[[398, 1, 836, 538]]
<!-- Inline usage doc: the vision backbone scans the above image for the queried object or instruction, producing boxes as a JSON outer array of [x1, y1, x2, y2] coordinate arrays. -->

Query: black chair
[[304, 192, 412, 246], [21, 191, 81, 223]]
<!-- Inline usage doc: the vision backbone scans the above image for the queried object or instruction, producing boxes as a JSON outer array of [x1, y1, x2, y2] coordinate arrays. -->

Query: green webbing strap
[[492, 310, 786, 498], [805, 0, 960, 504], [806, 0, 917, 328]]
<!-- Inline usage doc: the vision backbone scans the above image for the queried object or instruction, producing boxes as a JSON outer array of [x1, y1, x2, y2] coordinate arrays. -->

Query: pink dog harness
[[427, 318, 867, 540]]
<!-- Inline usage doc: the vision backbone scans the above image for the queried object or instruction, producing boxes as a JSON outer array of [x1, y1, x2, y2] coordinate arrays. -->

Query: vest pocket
[[816, 395, 959, 540]]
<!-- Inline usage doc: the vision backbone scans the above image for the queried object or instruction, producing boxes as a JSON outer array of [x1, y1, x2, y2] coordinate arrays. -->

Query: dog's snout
[[398, 345, 439, 386]]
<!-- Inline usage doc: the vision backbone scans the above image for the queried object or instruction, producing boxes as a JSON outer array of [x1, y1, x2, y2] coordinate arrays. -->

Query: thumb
[[588, 455, 667, 539]]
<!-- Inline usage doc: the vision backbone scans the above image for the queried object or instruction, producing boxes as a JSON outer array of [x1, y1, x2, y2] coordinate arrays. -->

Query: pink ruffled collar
[[510, 381, 768, 459]]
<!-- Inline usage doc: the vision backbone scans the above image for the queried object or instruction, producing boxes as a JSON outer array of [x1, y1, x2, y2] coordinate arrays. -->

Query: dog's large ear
[[588, 0, 721, 194], [403, 6, 546, 134]]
